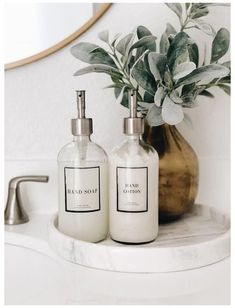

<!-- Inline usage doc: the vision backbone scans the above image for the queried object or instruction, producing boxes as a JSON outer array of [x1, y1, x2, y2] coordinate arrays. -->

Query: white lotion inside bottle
[[109, 90, 159, 244]]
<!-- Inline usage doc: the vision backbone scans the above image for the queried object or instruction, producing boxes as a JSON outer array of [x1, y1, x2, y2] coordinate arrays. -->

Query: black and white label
[[116, 167, 148, 213], [64, 166, 100, 212]]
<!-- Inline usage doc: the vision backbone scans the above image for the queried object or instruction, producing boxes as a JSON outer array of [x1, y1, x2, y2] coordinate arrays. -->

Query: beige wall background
[[5, 3, 230, 214]]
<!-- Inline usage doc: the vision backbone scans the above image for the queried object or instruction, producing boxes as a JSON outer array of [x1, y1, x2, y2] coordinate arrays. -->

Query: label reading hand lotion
[[64, 166, 100, 212], [117, 167, 148, 212]]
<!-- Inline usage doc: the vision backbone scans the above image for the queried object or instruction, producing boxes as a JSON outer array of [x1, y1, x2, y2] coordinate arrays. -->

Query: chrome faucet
[[4, 176, 49, 225]]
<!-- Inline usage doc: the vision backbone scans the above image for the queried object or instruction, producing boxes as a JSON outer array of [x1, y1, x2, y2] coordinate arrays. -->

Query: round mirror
[[5, 3, 111, 70]]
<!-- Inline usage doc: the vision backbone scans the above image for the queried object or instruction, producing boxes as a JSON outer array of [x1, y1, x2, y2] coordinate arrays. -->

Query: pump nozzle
[[123, 89, 144, 135], [129, 89, 137, 118], [76, 90, 86, 118], [71, 90, 93, 136]]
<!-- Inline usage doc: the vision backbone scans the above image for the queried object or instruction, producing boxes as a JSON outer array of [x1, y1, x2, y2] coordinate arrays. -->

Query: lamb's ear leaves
[[129, 35, 157, 54], [131, 66, 157, 96], [162, 95, 184, 125], [159, 23, 176, 54], [116, 33, 133, 56], [137, 26, 156, 51], [176, 64, 230, 86], [71, 42, 116, 68], [211, 28, 230, 63], [167, 32, 190, 72], [218, 84, 230, 95], [190, 4, 209, 19], [146, 104, 165, 126], [135, 25, 156, 60], [199, 89, 214, 98], [114, 87, 129, 108], [74, 64, 123, 80], [148, 52, 167, 81], [165, 3, 183, 19], [98, 30, 109, 43], [188, 42, 199, 67]]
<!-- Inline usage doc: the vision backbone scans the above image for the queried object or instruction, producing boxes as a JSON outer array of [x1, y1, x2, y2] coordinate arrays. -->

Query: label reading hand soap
[[116, 167, 148, 212], [64, 166, 100, 212]]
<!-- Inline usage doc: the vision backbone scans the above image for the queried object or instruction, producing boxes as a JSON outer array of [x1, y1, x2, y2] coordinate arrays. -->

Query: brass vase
[[143, 124, 199, 223]]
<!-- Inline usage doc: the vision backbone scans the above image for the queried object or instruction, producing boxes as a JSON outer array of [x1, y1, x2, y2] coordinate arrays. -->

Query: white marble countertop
[[5, 207, 230, 304]]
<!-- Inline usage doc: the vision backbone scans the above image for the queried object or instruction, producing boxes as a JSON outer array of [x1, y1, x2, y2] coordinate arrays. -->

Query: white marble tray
[[48, 204, 230, 273]]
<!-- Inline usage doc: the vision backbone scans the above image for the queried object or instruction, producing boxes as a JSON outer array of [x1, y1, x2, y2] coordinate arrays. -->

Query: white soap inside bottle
[[58, 90, 108, 242]]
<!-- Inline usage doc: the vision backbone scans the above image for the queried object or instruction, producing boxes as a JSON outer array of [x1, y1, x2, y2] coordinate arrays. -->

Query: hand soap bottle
[[109, 89, 159, 244], [58, 90, 108, 242]]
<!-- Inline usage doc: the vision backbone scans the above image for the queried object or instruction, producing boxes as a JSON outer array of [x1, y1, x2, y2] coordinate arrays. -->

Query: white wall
[[5, 3, 230, 214]]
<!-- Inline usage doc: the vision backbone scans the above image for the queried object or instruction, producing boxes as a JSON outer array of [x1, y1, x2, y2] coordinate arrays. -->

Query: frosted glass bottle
[[109, 90, 159, 244], [58, 91, 108, 242]]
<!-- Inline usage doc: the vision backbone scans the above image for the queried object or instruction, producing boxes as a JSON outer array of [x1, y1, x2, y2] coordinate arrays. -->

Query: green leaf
[[164, 71, 173, 88], [146, 104, 164, 126], [205, 3, 230, 7], [160, 32, 170, 54], [167, 32, 190, 72], [98, 30, 109, 43], [176, 64, 230, 86], [222, 61, 230, 69], [114, 88, 129, 108], [173, 62, 196, 80], [191, 19, 215, 36], [116, 33, 133, 56], [104, 83, 131, 90], [198, 89, 214, 98], [137, 26, 156, 51], [218, 84, 230, 95], [111, 33, 121, 47], [162, 95, 184, 125], [188, 43, 199, 67], [74, 64, 123, 79], [71, 42, 116, 67], [165, 3, 183, 19], [154, 87, 165, 107], [136, 26, 156, 59], [170, 90, 183, 104], [148, 52, 167, 81], [131, 66, 157, 96], [190, 4, 209, 19], [211, 28, 230, 63], [159, 23, 176, 54], [143, 91, 154, 103], [185, 3, 191, 11], [130, 50, 149, 75], [138, 101, 154, 109], [129, 35, 157, 54], [165, 23, 177, 36]]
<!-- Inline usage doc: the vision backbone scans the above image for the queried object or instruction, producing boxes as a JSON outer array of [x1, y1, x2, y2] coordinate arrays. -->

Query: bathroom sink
[[4, 244, 71, 305]]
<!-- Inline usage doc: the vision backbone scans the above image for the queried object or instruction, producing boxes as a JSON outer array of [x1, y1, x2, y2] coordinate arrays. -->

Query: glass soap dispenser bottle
[[109, 89, 159, 244], [58, 90, 108, 242]]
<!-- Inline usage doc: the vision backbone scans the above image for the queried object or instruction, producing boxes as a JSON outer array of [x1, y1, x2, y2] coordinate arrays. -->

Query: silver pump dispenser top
[[123, 89, 144, 135], [71, 90, 93, 136]]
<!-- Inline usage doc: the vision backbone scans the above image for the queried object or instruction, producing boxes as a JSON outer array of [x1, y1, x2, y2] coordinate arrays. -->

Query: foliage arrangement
[[71, 3, 230, 126]]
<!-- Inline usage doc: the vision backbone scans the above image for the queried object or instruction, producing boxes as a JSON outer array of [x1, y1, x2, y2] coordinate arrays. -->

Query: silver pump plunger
[[123, 89, 144, 135], [71, 90, 93, 136]]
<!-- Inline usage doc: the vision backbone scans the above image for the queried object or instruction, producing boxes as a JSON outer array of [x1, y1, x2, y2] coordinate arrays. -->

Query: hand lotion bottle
[[109, 89, 159, 244], [58, 90, 108, 242]]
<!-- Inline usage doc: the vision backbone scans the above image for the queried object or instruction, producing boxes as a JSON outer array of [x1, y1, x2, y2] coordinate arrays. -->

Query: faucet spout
[[5, 175, 49, 225]]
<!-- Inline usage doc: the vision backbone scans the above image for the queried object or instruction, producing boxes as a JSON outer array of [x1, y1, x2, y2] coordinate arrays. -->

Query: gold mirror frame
[[5, 3, 112, 70]]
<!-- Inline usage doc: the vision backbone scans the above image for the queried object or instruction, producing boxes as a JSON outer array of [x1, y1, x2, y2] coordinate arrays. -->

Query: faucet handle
[[5, 175, 49, 225]]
